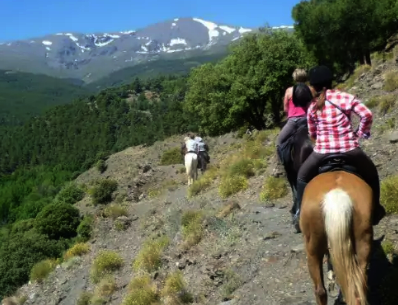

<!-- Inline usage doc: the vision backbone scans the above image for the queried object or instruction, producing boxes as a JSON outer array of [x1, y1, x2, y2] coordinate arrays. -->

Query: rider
[[185, 134, 198, 154], [194, 134, 209, 172], [293, 65, 386, 232], [276, 68, 313, 152]]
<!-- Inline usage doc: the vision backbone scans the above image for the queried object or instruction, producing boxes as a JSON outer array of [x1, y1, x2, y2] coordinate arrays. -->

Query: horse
[[181, 139, 198, 186], [277, 119, 313, 223], [300, 155, 373, 305]]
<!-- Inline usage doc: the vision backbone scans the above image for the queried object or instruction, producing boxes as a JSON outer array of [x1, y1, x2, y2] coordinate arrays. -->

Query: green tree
[[292, 0, 398, 73], [184, 29, 314, 135]]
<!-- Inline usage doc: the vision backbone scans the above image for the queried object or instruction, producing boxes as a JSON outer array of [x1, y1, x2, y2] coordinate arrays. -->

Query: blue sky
[[0, 0, 301, 42]]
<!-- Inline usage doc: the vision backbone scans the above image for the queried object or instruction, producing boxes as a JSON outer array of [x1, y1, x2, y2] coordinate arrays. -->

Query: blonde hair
[[292, 68, 307, 83]]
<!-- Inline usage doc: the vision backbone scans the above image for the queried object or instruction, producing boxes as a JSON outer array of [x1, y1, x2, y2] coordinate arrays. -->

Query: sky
[[0, 0, 301, 42]]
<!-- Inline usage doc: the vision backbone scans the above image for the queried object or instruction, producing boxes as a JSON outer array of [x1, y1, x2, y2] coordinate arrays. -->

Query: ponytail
[[314, 87, 327, 111]]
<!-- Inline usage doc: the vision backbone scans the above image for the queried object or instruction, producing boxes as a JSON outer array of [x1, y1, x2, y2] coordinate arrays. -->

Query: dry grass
[[90, 250, 124, 283], [181, 210, 204, 248], [103, 203, 128, 219], [378, 117, 396, 133], [147, 180, 179, 198], [379, 94, 396, 115], [383, 71, 398, 92], [29, 258, 58, 283], [343, 65, 372, 89], [122, 275, 159, 305], [188, 165, 219, 197], [77, 292, 93, 305], [64, 242, 90, 261], [381, 175, 398, 214], [259, 176, 288, 201], [220, 269, 243, 299], [219, 175, 249, 198], [161, 271, 193, 304], [133, 236, 170, 272]]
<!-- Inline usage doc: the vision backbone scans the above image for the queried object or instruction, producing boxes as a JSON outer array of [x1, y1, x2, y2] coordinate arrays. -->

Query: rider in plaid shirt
[[307, 89, 373, 154], [292, 66, 385, 233]]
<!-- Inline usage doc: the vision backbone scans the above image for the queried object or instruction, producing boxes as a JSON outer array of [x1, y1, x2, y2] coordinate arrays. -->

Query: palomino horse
[[300, 156, 373, 305], [181, 138, 198, 186]]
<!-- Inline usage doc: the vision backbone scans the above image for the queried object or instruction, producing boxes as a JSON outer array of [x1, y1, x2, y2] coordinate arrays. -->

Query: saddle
[[318, 154, 359, 177]]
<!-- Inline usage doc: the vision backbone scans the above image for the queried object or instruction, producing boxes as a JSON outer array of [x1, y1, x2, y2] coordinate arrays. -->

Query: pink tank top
[[287, 97, 307, 118]]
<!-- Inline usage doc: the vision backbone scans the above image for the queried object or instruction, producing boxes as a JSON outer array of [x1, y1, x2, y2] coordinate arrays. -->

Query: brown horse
[[300, 156, 373, 305]]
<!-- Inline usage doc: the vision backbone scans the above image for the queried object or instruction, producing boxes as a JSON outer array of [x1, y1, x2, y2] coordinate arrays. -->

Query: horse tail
[[322, 188, 367, 305]]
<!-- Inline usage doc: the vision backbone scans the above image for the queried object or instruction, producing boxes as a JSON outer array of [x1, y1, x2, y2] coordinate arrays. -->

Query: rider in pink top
[[276, 68, 313, 149]]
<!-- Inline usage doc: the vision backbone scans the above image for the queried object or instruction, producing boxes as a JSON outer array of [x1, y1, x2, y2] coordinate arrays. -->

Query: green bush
[[90, 179, 118, 205], [35, 202, 81, 240], [160, 147, 182, 165], [90, 250, 124, 283], [55, 182, 85, 205], [77, 215, 94, 242], [96, 160, 107, 173], [30, 258, 57, 283]]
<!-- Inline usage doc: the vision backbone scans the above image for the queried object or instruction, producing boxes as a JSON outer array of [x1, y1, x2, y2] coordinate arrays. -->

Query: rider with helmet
[[293, 65, 386, 232]]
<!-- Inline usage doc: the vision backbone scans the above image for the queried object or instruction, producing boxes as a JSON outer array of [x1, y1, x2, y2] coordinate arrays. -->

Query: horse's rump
[[301, 171, 372, 305]]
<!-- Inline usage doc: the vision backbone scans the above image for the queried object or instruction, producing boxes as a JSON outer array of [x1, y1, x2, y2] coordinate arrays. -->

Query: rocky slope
[[4, 58, 398, 305], [0, 17, 293, 83]]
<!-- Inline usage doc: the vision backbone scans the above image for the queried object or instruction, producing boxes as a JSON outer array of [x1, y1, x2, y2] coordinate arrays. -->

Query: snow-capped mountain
[[0, 17, 293, 82]]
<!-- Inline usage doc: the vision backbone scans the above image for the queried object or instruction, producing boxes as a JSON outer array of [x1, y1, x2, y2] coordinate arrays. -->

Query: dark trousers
[[297, 147, 380, 204], [198, 151, 207, 172], [276, 116, 307, 147]]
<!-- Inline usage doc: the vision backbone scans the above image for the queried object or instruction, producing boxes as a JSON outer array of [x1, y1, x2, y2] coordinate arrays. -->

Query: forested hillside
[[1, 0, 398, 299], [0, 70, 90, 126]]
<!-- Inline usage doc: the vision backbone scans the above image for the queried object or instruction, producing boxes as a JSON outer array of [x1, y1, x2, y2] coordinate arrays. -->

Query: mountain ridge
[[0, 17, 293, 83]]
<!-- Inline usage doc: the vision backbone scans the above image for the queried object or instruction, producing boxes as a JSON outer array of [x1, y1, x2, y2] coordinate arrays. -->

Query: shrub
[[90, 179, 118, 205], [379, 94, 396, 114], [133, 236, 169, 273], [103, 204, 128, 219], [90, 250, 124, 283], [77, 215, 94, 242], [227, 158, 255, 178], [94, 275, 117, 297], [218, 175, 248, 198], [188, 166, 218, 197], [55, 182, 85, 205], [381, 175, 398, 214], [161, 271, 193, 304], [11, 219, 35, 235], [383, 71, 398, 92], [181, 211, 204, 248], [160, 147, 182, 165], [35, 202, 80, 240], [30, 258, 58, 283], [64, 243, 90, 261], [77, 292, 93, 305], [260, 176, 288, 201], [221, 269, 243, 299], [122, 275, 158, 305], [96, 160, 107, 173]]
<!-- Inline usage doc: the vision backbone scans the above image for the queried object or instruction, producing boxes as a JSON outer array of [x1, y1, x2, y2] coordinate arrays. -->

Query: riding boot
[[292, 179, 308, 233]]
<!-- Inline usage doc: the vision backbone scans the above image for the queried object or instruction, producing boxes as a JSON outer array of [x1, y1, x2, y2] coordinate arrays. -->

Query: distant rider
[[194, 134, 209, 173]]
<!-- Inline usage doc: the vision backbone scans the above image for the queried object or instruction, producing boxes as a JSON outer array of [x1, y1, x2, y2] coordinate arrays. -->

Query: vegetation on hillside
[[0, 70, 90, 126], [1, 0, 398, 297]]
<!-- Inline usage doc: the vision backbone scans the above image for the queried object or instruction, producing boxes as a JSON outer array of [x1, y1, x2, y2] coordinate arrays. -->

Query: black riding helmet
[[309, 65, 333, 88]]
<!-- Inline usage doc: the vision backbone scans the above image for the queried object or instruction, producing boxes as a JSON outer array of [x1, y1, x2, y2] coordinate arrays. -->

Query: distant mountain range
[[0, 17, 293, 83]]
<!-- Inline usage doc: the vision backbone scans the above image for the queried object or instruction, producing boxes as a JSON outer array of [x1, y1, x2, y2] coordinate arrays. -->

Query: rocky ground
[[5, 58, 398, 305]]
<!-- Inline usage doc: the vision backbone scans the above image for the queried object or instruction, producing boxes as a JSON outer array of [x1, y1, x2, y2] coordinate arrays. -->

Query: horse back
[[302, 171, 372, 225]]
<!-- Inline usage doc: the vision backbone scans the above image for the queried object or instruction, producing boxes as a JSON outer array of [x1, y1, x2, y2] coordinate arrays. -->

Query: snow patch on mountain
[[193, 18, 220, 42], [42, 40, 52, 46], [170, 38, 187, 46], [219, 25, 235, 34]]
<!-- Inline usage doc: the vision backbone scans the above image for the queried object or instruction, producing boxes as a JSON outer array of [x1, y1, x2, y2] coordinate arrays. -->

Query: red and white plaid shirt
[[307, 89, 373, 154]]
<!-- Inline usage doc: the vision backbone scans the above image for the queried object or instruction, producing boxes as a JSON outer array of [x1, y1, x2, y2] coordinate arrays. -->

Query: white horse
[[184, 137, 198, 186]]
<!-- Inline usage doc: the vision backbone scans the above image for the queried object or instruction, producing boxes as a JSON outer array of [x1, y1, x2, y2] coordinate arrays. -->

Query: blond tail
[[322, 189, 368, 305]]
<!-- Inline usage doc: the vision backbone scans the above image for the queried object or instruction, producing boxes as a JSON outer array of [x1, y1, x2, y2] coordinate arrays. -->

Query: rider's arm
[[283, 87, 291, 113], [351, 96, 373, 139], [307, 105, 317, 140]]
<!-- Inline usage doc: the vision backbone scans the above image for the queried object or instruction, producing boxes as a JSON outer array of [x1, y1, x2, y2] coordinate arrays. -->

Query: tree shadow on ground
[[333, 235, 398, 305]]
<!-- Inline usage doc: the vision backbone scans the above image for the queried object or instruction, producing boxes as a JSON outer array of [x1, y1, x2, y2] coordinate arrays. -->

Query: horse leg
[[353, 222, 373, 304], [304, 232, 328, 305]]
